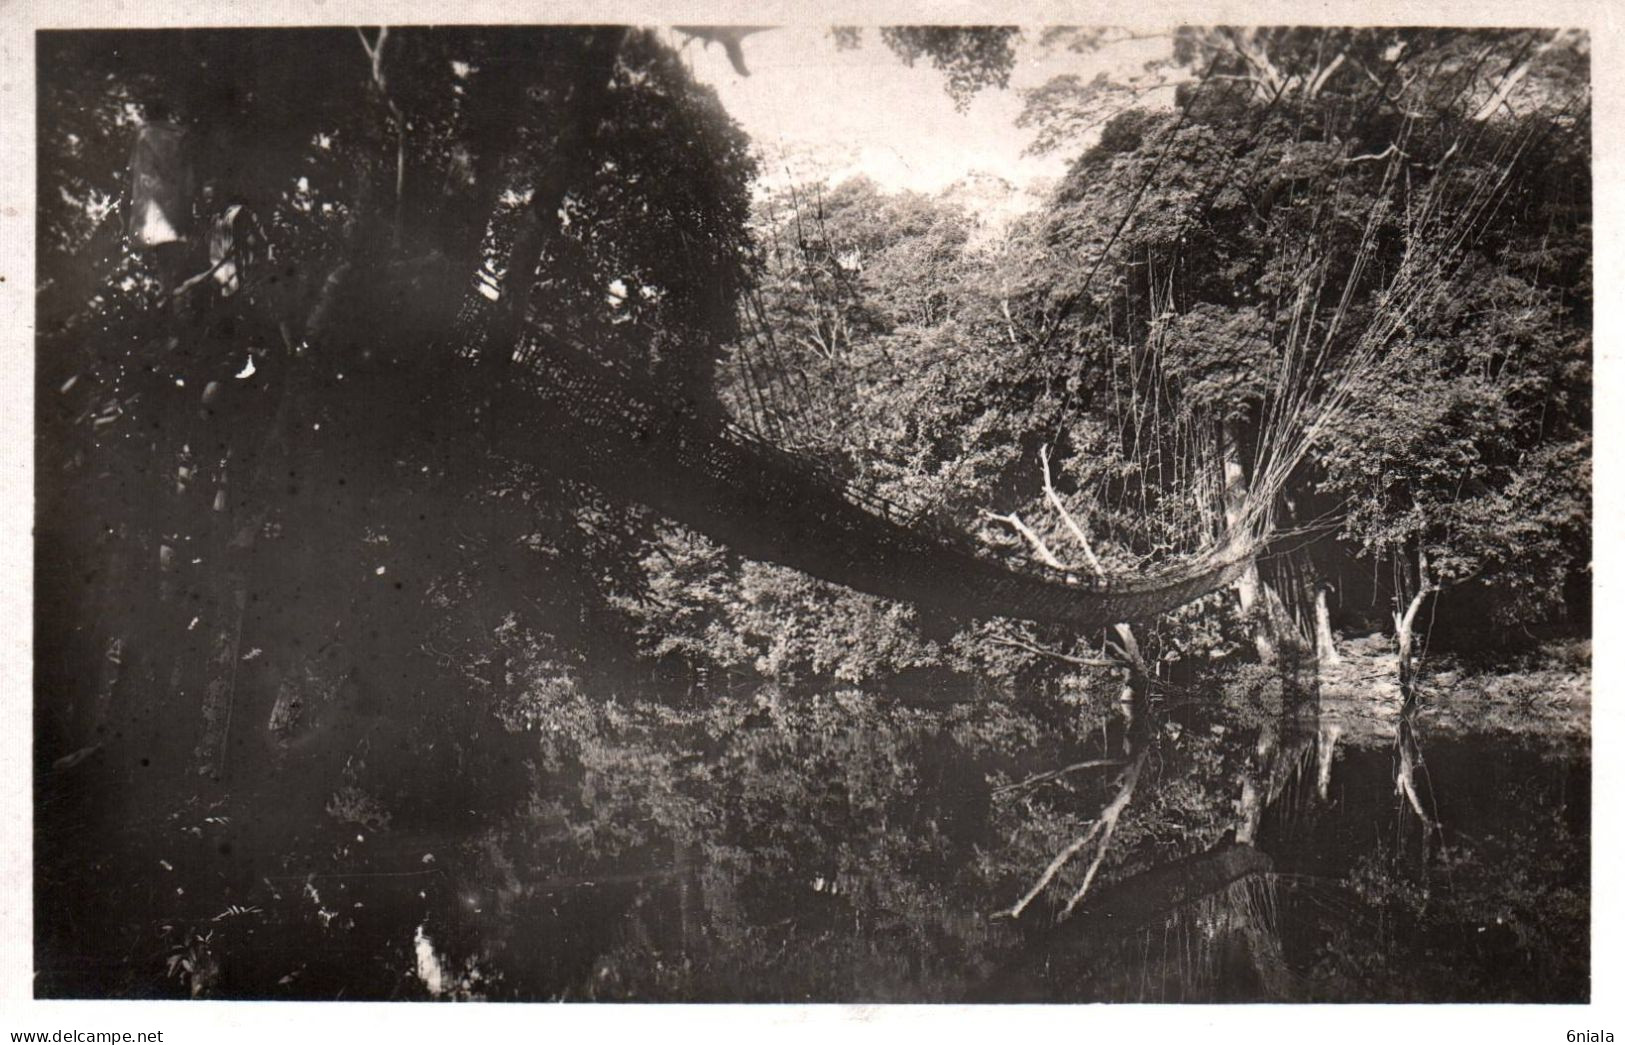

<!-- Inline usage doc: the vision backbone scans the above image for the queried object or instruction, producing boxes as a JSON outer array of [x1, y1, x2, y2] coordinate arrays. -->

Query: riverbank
[[1318, 633, 1589, 746]]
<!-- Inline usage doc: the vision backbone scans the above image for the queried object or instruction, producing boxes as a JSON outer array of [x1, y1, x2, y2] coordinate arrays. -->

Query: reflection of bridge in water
[[971, 674, 1343, 1003]]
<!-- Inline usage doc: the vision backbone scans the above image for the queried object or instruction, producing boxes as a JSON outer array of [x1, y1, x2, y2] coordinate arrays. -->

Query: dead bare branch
[[1344, 143, 1406, 164], [981, 510, 1073, 572], [1305, 51, 1347, 99], [1038, 445, 1106, 580], [1471, 29, 1579, 122]]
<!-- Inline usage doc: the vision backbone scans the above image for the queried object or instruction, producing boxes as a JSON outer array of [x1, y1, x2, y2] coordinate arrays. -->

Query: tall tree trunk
[[1392, 546, 1439, 835], [1393, 547, 1436, 700], [465, 28, 626, 369], [1221, 420, 1277, 664], [1235, 671, 1321, 844], [1313, 583, 1341, 665], [1316, 719, 1342, 802], [1233, 724, 1274, 847]]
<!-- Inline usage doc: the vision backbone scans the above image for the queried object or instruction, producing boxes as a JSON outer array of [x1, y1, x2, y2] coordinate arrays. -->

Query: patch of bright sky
[[665, 26, 1173, 206]]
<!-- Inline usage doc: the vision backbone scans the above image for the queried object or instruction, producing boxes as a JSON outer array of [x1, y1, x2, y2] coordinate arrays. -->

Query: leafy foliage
[[877, 27, 1022, 111]]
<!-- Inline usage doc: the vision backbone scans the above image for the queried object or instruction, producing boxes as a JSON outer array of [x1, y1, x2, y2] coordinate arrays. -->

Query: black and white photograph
[[12, 4, 1607, 1022]]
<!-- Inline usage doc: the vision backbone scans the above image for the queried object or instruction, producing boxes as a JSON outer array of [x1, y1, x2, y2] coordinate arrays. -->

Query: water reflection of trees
[[44, 633, 1582, 1001], [973, 667, 1318, 1001], [403, 652, 1579, 1002]]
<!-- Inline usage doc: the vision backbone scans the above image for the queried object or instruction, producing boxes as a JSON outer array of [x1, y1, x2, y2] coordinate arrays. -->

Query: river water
[[34, 644, 1588, 1003]]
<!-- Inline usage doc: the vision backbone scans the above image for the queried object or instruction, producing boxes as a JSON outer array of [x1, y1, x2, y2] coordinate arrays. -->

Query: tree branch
[[996, 817, 1104, 920], [994, 743, 1150, 920], [355, 27, 405, 239], [1344, 143, 1406, 165], [982, 510, 1073, 573], [1061, 745, 1148, 918], [1039, 445, 1106, 580], [1471, 29, 1577, 122], [1305, 51, 1347, 99], [1393, 547, 1438, 641], [1109, 621, 1151, 678], [1223, 27, 1287, 96], [987, 631, 1115, 668], [355, 27, 389, 90]]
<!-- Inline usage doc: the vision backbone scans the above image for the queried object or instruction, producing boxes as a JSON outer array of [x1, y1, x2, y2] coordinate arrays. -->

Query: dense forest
[[35, 25, 1590, 1002]]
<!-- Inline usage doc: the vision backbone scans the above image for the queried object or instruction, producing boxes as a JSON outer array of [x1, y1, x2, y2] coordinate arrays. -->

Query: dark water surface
[[35, 654, 1588, 1002]]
